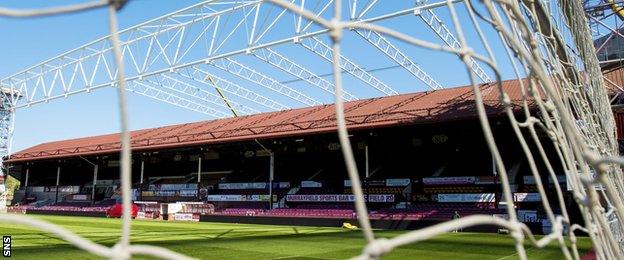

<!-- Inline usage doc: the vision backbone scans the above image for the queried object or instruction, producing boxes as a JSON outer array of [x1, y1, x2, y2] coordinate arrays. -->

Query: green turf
[[2, 214, 592, 259]]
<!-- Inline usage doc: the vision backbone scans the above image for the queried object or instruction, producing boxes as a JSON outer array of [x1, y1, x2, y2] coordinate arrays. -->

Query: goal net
[[0, 0, 623, 259], [275, 0, 624, 259]]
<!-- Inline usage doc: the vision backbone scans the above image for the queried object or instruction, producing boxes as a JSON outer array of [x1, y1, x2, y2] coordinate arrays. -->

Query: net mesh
[[0, 0, 623, 259]]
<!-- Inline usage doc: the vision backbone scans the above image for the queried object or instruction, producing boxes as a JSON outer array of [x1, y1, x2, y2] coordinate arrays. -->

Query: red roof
[[8, 80, 530, 163], [604, 66, 624, 94]]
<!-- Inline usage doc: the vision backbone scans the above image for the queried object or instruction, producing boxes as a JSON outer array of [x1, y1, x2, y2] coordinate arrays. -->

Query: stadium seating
[[29, 205, 109, 213], [54, 201, 92, 207]]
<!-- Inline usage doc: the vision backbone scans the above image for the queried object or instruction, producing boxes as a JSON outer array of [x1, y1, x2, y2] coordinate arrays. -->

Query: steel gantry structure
[[0, 0, 495, 208], [585, 0, 624, 67]]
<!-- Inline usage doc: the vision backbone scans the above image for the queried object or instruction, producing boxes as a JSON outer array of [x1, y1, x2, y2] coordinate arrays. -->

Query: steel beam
[[252, 48, 357, 101], [416, 9, 491, 83], [180, 66, 289, 111], [209, 58, 322, 106], [299, 37, 398, 96], [153, 74, 260, 115], [127, 80, 229, 117], [354, 29, 442, 90]]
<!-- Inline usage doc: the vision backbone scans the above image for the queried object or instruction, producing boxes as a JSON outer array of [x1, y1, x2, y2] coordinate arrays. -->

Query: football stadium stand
[[4, 78, 623, 231]]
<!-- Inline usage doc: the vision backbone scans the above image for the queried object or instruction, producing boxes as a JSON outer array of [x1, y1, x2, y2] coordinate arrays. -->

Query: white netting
[[269, 0, 624, 259], [0, 0, 623, 259]]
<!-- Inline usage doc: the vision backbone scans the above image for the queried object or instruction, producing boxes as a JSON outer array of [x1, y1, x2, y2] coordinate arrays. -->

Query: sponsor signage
[[276, 182, 290, 188], [27, 186, 45, 192], [218, 182, 266, 189], [136, 211, 159, 219], [43, 186, 80, 193], [178, 190, 197, 197], [72, 194, 88, 201], [514, 193, 541, 202], [345, 180, 404, 187], [205, 194, 271, 202], [149, 183, 197, 191], [95, 180, 115, 186], [286, 194, 394, 202], [301, 181, 322, 188], [174, 213, 200, 222], [437, 193, 495, 202], [216, 182, 290, 190], [423, 177, 476, 185], [386, 178, 410, 187], [518, 210, 539, 222]]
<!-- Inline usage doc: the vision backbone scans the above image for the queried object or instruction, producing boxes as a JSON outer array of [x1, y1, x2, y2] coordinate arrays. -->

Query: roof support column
[[269, 152, 274, 210], [24, 168, 29, 187], [197, 156, 202, 201], [55, 164, 61, 204], [91, 164, 98, 206], [23, 168, 30, 201], [139, 159, 144, 201], [365, 145, 369, 179]]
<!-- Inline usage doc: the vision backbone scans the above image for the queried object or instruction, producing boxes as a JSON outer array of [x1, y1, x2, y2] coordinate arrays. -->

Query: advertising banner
[[386, 178, 410, 187], [514, 193, 541, 202], [72, 194, 88, 201], [518, 210, 539, 222], [301, 181, 322, 188], [205, 194, 270, 202], [174, 213, 200, 222], [276, 182, 291, 189], [218, 182, 267, 189], [44, 186, 80, 193], [136, 211, 159, 219], [437, 193, 495, 202], [344, 180, 386, 187], [150, 183, 197, 191], [423, 177, 476, 185], [178, 190, 197, 197], [286, 194, 394, 202]]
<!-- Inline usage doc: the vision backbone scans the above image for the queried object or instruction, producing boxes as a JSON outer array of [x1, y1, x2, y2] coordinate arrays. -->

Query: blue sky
[[1, 0, 214, 152], [0, 1, 520, 153]]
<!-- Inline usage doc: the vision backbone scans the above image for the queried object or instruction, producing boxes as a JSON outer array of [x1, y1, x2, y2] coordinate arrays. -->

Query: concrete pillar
[[55, 165, 61, 204], [91, 164, 98, 205], [269, 153, 274, 209]]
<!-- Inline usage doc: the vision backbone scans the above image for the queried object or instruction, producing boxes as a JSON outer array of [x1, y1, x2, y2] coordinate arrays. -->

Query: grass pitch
[[3, 215, 592, 259]]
